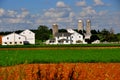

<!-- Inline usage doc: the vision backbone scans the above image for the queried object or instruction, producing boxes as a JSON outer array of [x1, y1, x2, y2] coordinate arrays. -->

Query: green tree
[[90, 34, 100, 42], [36, 25, 50, 42]]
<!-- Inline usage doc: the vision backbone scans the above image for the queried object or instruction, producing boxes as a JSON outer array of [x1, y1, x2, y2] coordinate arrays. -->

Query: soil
[[0, 63, 120, 80], [0, 46, 120, 50]]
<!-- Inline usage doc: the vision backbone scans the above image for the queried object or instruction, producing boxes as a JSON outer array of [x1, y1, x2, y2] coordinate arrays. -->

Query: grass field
[[0, 48, 120, 66]]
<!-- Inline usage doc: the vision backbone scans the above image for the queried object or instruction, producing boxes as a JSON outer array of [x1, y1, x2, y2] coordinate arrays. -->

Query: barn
[[20, 29, 35, 44], [2, 33, 25, 45], [1, 29, 35, 45]]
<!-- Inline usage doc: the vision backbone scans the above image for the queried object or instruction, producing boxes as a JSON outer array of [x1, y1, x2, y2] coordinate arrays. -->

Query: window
[[10, 42, 12, 44], [19, 37, 21, 39], [7, 37, 9, 40], [66, 41, 68, 43], [67, 37, 68, 39], [20, 42, 22, 44], [4, 42, 7, 44], [79, 36, 81, 38], [15, 42, 17, 44]]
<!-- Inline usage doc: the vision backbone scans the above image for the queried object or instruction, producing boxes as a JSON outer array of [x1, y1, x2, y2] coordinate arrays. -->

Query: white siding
[[20, 29, 35, 44], [70, 32, 84, 44], [46, 29, 86, 44], [2, 33, 25, 45]]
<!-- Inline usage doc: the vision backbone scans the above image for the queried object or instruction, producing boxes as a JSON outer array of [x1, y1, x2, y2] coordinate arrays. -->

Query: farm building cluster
[[0, 19, 100, 45], [46, 19, 100, 44], [0, 29, 35, 45]]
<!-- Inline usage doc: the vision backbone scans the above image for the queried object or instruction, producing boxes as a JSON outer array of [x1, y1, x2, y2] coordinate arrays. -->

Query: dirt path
[[0, 46, 120, 50]]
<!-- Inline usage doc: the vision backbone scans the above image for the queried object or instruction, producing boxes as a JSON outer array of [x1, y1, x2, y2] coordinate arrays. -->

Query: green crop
[[0, 48, 120, 66]]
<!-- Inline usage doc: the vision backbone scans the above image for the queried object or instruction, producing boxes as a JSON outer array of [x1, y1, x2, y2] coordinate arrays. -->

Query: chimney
[[86, 19, 91, 35], [52, 24, 58, 37], [78, 20, 83, 32]]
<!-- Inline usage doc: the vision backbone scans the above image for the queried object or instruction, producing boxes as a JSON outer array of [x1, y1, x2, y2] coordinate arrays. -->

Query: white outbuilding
[[2, 33, 25, 45], [1, 29, 35, 45], [20, 29, 35, 44]]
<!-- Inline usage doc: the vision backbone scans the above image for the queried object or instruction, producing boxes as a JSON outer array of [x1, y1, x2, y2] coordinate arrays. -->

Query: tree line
[[0, 25, 120, 43]]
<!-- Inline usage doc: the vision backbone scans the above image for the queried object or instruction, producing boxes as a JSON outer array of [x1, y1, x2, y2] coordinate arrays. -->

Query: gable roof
[[2, 32, 25, 37], [55, 33, 72, 37], [20, 29, 34, 34]]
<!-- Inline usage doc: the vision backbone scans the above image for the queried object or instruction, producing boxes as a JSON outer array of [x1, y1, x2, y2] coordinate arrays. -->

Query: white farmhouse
[[67, 29, 86, 44], [2, 33, 25, 45], [46, 29, 86, 44], [20, 29, 35, 44]]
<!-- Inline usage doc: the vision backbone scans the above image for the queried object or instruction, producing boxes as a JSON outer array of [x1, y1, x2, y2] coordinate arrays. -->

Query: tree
[[100, 29, 110, 42], [36, 25, 50, 42], [59, 29, 67, 33], [90, 34, 100, 42], [91, 30, 98, 34]]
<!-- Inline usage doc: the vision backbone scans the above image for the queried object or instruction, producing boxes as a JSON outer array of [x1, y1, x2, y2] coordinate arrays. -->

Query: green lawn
[[0, 48, 120, 66]]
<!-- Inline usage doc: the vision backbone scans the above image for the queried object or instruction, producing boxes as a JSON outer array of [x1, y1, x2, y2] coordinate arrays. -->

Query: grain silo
[[86, 19, 91, 35], [52, 24, 58, 37], [78, 20, 83, 32]]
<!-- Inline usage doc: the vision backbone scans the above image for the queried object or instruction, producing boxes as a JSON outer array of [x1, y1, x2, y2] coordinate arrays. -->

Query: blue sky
[[0, 0, 120, 33]]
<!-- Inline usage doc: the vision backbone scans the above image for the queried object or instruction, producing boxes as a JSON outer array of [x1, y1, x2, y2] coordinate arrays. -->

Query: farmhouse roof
[[55, 33, 72, 37]]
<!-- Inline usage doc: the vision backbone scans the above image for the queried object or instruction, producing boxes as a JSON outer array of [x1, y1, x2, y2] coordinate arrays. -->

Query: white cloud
[[93, 0, 104, 6], [69, 12, 75, 18], [80, 6, 96, 16], [76, 0, 86, 6], [0, 8, 5, 16], [98, 10, 108, 16], [43, 7, 72, 18], [56, 1, 67, 8], [6, 18, 23, 23], [7, 10, 17, 17], [0, 20, 2, 23], [17, 8, 29, 18]]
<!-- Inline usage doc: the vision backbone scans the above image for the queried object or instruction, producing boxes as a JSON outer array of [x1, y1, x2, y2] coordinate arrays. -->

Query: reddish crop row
[[0, 63, 120, 80]]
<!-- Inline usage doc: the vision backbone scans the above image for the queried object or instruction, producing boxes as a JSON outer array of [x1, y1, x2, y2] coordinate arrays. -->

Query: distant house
[[2, 33, 25, 45], [46, 19, 96, 44], [1, 29, 35, 45], [46, 29, 86, 44], [20, 29, 35, 44], [92, 40, 100, 44]]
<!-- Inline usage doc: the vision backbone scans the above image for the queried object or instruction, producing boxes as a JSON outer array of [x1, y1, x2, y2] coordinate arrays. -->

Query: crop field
[[0, 48, 120, 66], [0, 46, 120, 80], [0, 63, 120, 80]]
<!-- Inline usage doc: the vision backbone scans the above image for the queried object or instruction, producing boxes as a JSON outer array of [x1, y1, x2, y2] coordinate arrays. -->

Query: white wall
[[47, 29, 86, 44], [70, 33, 84, 44], [20, 29, 35, 44], [2, 33, 25, 45]]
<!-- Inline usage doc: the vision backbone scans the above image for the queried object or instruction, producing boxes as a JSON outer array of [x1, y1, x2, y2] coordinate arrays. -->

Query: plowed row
[[0, 63, 120, 80], [0, 46, 120, 50]]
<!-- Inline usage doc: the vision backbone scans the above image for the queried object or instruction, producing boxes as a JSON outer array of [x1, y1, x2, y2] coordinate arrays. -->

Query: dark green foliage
[[35, 25, 51, 42], [59, 29, 67, 33], [0, 44, 120, 48], [90, 34, 100, 42]]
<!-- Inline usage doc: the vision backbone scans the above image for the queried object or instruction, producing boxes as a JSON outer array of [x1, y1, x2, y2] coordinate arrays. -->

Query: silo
[[52, 24, 58, 37], [86, 19, 91, 35], [78, 20, 83, 31]]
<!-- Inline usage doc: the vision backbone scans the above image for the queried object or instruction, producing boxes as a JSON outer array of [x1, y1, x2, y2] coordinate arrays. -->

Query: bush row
[[0, 44, 120, 48]]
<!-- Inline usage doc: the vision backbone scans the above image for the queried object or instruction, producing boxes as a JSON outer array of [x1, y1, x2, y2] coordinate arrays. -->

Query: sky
[[0, 0, 120, 33]]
